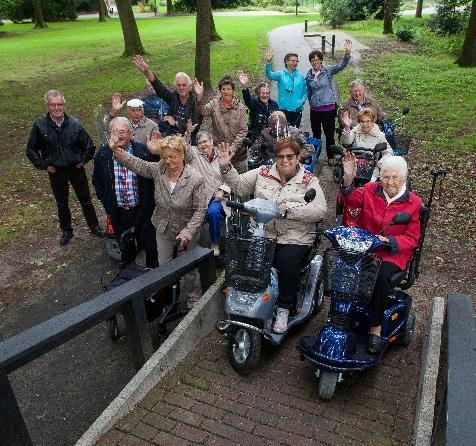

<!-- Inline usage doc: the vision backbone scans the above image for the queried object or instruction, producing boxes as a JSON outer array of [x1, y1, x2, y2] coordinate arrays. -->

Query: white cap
[[127, 99, 144, 108]]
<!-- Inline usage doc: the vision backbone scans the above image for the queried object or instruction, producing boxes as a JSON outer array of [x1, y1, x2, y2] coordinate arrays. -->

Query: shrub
[[173, 0, 252, 12], [319, 0, 350, 28], [426, 0, 470, 36], [1, 0, 77, 22], [346, 0, 400, 21], [396, 24, 416, 42]]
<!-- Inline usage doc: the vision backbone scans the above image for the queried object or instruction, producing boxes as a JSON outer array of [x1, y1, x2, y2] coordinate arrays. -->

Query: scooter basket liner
[[224, 233, 276, 292], [323, 249, 381, 303]]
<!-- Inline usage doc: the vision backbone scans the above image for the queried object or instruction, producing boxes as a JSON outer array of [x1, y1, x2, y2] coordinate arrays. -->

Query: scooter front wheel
[[227, 328, 261, 374], [318, 371, 338, 400], [105, 238, 121, 261]]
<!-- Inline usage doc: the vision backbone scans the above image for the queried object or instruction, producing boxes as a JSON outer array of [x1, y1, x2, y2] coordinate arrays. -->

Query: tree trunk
[[166, 0, 174, 15], [383, 0, 394, 34], [116, 0, 145, 57], [415, 0, 423, 18], [195, 0, 212, 91], [98, 0, 109, 22], [210, 9, 222, 41], [33, 0, 47, 28], [456, 0, 476, 66]]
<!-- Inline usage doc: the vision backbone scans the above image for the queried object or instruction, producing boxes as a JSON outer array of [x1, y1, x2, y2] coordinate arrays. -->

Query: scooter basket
[[224, 233, 276, 292], [393, 134, 412, 156], [323, 249, 381, 304]]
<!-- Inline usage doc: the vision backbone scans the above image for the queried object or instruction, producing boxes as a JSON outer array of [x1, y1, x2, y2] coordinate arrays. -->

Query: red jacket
[[341, 182, 422, 270]]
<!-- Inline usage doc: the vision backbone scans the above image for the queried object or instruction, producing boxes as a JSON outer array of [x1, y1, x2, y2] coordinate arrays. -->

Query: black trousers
[[310, 109, 337, 159], [282, 110, 302, 128], [48, 166, 99, 232], [370, 261, 402, 327], [111, 206, 159, 269], [274, 244, 311, 311]]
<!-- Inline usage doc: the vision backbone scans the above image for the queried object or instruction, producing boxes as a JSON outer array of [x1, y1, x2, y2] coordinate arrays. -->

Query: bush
[[319, 0, 350, 28], [426, 0, 470, 36], [396, 24, 416, 41], [173, 0, 252, 12], [1, 0, 77, 22], [346, 0, 400, 21]]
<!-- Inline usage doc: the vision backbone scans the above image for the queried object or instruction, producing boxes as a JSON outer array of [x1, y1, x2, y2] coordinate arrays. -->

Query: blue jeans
[[207, 198, 225, 244]]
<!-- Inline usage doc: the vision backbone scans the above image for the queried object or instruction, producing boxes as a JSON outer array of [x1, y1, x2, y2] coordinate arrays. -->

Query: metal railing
[[0, 247, 215, 446]]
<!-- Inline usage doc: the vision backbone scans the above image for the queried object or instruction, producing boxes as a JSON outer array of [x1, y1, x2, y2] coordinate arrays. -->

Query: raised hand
[[111, 93, 126, 115], [147, 131, 162, 155], [344, 38, 352, 54], [193, 79, 204, 100], [341, 111, 352, 129], [186, 119, 198, 134], [265, 48, 273, 62], [342, 151, 357, 187], [237, 70, 248, 89], [164, 115, 176, 127], [133, 55, 149, 74], [217, 142, 235, 169]]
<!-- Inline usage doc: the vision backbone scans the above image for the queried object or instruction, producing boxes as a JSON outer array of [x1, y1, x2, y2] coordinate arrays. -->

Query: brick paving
[[96, 301, 420, 446]]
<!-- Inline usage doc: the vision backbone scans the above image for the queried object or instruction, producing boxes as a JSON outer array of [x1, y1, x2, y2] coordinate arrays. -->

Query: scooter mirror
[[304, 188, 316, 203], [374, 142, 388, 152], [392, 212, 411, 225], [330, 145, 344, 156], [402, 107, 410, 115]]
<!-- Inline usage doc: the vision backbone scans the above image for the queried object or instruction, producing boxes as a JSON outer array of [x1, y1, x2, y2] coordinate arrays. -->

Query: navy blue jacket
[[241, 88, 279, 140], [92, 140, 156, 222]]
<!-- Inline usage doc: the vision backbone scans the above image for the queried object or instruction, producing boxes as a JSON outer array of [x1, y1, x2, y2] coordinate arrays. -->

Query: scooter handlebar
[[226, 200, 245, 210], [431, 168, 447, 177]]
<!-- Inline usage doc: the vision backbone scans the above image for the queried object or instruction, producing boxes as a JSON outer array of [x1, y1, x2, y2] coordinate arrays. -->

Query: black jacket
[[92, 140, 156, 221], [26, 113, 95, 169], [150, 76, 202, 136], [242, 88, 279, 140]]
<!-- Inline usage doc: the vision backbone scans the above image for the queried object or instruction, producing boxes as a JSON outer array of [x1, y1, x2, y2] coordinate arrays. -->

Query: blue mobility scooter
[[297, 168, 446, 400]]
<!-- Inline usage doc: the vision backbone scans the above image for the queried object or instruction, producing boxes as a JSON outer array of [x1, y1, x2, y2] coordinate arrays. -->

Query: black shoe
[[59, 230, 73, 246], [90, 226, 106, 238], [367, 334, 388, 355]]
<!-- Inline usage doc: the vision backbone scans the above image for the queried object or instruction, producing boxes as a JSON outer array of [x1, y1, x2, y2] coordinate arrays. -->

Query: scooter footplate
[[298, 335, 378, 372]]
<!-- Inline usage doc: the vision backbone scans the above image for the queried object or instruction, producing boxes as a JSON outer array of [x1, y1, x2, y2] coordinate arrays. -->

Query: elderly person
[[252, 111, 314, 164], [133, 55, 202, 140], [305, 40, 352, 164], [264, 49, 307, 128], [26, 90, 104, 246], [181, 126, 231, 257], [194, 76, 248, 173], [341, 107, 393, 180], [341, 154, 422, 354], [218, 139, 327, 333], [108, 95, 159, 145], [93, 117, 158, 268], [237, 70, 279, 141], [111, 133, 207, 307], [339, 79, 385, 129]]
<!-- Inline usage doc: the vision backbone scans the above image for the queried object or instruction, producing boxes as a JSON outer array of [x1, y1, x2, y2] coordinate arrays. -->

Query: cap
[[127, 99, 144, 108]]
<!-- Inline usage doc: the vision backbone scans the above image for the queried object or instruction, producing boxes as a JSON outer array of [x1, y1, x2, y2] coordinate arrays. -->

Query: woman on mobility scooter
[[218, 138, 327, 333], [341, 153, 422, 354]]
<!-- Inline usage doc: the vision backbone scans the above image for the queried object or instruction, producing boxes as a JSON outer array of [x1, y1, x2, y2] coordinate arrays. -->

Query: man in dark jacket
[[133, 55, 202, 142], [26, 90, 105, 246], [92, 117, 158, 268]]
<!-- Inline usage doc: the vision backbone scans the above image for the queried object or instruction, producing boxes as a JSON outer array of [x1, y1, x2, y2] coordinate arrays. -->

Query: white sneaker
[[273, 308, 289, 333], [211, 243, 220, 256]]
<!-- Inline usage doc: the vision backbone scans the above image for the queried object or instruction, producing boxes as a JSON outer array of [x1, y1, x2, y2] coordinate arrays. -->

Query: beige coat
[[223, 163, 327, 245], [115, 150, 207, 241], [197, 96, 248, 162], [341, 123, 393, 156]]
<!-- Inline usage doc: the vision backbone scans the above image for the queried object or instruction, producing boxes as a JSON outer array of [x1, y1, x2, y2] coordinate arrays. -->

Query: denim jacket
[[306, 55, 350, 108], [265, 64, 307, 112]]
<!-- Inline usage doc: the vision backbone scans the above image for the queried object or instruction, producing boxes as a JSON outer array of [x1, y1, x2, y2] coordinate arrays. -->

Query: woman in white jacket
[[341, 107, 393, 180]]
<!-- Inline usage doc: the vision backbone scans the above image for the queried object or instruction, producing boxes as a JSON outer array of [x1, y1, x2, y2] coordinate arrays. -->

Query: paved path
[[95, 24, 420, 446]]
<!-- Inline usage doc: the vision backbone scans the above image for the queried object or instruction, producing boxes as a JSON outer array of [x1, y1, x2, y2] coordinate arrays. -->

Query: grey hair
[[44, 90, 65, 104], [175, 72, 192, 87], [196, 130, 213, 141], [380, 156, 408, 179], [109, 116, 133, 132], [349, 79, 366, 91]]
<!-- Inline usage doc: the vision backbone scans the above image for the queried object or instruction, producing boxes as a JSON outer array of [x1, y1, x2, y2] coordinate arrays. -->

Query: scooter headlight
[[228, 290, 261, 313]]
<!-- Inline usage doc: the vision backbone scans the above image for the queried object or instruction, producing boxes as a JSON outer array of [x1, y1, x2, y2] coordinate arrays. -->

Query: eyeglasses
[[162, 154, 178, 161], [113, 129, 130, 136], [288, 59, 299, 63], [381, 175, 400, 182], [277, 154, 297, 161], [48, 103, 64, 108]]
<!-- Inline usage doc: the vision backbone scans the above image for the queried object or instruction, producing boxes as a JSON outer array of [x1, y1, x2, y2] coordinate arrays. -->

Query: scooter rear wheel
[[318, 372, 338, 400], [228, 328, 261, 374], [397, 311, 416, 346], [107, 316, 120, 342]]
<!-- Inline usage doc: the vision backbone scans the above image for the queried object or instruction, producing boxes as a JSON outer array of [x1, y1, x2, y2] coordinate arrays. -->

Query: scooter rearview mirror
[[374, 142, 388, 152], [392, 212, 411, 225], [304, 188, 316, 203], [330, 145, 344, 156]]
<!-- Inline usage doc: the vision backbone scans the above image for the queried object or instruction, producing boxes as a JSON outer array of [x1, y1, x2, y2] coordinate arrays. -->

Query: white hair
[[196, 130, 213, 141], [175, 72, 192, 87], [44, 90, 65, 104], [349, 79, 365, 92], [109, 117, 132, 131], [380, 156, 408, 179]]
